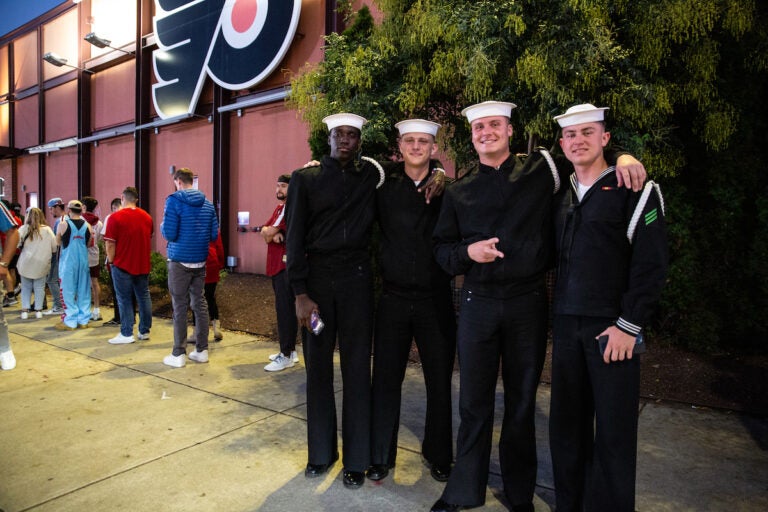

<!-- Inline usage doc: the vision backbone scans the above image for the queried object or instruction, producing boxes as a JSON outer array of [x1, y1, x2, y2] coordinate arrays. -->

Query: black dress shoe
[[511, 504, 534, 512], [430, 498, 464, 512], [342, 469, 365, 489], [366, 463, 392, 481], [304, 454, 338, 478], [429, 463, 451, 482]]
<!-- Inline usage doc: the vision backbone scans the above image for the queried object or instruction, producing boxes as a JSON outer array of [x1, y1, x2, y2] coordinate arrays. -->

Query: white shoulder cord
[[360, 156, 386, 189], [627, 181, 665, 243], [539, 149, 560, 194]]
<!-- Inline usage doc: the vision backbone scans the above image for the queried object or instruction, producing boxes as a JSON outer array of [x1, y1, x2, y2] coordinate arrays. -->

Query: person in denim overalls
[[55, 200, 92, 330]]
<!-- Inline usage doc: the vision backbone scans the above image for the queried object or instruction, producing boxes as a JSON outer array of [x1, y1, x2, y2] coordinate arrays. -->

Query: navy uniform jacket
[[376, 160, 451, 298], [285, 155, 379, 296], [553, 168, 668, 335], [433, 151, 563, 298]]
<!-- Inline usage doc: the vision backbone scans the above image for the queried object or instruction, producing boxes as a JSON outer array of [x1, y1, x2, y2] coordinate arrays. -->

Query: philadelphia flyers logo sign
[[152, 0, 301, 119]]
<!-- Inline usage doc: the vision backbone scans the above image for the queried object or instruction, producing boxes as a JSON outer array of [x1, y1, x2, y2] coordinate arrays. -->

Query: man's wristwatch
[[0, 262, 8, 267]]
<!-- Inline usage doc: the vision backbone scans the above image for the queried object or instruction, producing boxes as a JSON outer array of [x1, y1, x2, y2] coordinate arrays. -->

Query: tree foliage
[[288, 0, 768, 352]]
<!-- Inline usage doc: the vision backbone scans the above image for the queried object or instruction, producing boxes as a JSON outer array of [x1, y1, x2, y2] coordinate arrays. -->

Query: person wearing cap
[[104, 187, 154, 345], [285, 112, 381, 489], [160, 168, 219, 368], [431, 101, 647, 512], [44, 197, 65, 315], [54, 199, 93, 330], [262, 174, 299, 372], [366, 119, 456, 484], [0, 200, 20, 369], [548, 104, 667, 512]]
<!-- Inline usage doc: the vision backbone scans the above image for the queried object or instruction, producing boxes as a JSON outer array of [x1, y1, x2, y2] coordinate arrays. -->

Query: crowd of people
[[0, 100, 668, 511]]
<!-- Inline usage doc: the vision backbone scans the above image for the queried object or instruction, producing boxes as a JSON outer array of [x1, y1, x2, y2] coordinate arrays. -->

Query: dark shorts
[[89, 265, 101, 278]]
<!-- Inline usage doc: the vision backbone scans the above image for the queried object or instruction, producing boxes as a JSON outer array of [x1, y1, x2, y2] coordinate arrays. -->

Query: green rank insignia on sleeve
[[645, 208, 658, 226]]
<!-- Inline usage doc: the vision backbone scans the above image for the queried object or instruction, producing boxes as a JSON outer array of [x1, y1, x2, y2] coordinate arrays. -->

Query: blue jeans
[[46, 251, 62, 310], [21, 276, 47, 311], [110, 266, 152, 338]]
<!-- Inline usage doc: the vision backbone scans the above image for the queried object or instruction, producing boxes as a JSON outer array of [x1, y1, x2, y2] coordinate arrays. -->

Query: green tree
[[289, 0, 768, 351]]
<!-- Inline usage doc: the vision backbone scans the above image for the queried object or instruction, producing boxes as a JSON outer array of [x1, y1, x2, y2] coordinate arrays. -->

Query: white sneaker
[[35, 310, 43, 319], [189, 349, 209, 363], [264, 353, 295, 372], [0, 349, 16, 370], [43, 307, 64, 315], [108, 333, 135, 344], [20, 311, 28, 320], [91, 308, 101, 321], [163, 353, 186, 368], [137, 332, 150, 340], [269, 350, 299, 363]]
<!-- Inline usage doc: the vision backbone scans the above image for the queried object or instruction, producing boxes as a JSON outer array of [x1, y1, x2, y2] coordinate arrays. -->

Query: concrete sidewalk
[[1, 307, 766, 511]]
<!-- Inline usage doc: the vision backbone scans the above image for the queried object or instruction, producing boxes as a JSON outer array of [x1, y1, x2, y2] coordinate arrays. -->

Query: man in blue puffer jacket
[[160, 168, 219, 368]]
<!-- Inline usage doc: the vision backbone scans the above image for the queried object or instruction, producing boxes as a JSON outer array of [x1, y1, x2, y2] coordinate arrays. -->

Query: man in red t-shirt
[[103, 187, 154, 345], [262, 174, 298, 372]]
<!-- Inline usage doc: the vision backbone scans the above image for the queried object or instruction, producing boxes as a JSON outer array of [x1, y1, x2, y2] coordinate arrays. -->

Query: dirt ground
[[143, 272, 768, 417]]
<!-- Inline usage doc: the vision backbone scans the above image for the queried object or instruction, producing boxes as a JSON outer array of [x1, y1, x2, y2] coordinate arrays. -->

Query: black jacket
[[433, 151, 563, 298], [553, 169, 668, 335], [376, 160, 451, 297], [285, 155, 379, 296]]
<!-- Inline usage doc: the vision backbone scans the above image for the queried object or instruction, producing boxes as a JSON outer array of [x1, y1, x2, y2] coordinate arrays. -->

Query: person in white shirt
[[17, 207, 58, 319]]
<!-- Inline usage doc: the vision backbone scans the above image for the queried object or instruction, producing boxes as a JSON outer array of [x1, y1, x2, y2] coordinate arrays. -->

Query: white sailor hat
[[554, 103, 609, 128], [322, 113, 367, 131], [395, 119, 441, 137], [461, 101, 517, 123]]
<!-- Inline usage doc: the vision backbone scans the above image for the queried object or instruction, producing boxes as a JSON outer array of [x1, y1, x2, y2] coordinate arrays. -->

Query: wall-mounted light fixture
[[27, 138, 78, 155], [28, 147, 60, 155], [43, 52, 93, 74], [84, 32, 134, 55]]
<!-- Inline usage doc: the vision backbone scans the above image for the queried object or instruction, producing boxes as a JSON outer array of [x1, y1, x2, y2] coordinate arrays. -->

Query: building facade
[[0, 0, 368, 274]]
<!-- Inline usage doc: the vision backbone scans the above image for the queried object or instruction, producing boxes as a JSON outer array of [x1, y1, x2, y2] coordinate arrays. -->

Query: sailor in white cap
[[284, 112, 381, 490], [430, 101, 648, 512], [549, 103, 668, 512], [367, 118, 455, 484], [555, 103, 611, 176]]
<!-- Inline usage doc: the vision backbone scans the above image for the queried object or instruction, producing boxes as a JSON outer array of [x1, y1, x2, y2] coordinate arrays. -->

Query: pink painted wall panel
[[13, 32, 38, 92], [43, 147, 78, 225], [14, 96, 39, 149], [91, 134, 135, 218], [44, 80, 78, 141], [228, 102, 311, 274], [15, 156, 39, 213], [91, 61, 135, 130]]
